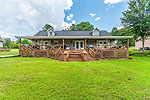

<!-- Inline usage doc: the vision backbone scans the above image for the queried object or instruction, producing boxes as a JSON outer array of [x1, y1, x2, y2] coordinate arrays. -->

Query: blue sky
[[0, 0, 128, 40], [65, 0, 128, 32]]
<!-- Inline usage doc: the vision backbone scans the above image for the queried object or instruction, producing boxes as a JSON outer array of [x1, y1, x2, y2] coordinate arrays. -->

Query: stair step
[[70, 52, 81, 55], [55, 53, 96, 61]]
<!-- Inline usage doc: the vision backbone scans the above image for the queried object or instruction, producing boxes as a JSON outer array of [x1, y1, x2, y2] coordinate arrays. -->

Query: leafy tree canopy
[[121, 0, 150, 54], [64, 22, 94, 31], [110, 27, 135, 46], [16, 39, 31, 45], [42, 24, 54, 31]]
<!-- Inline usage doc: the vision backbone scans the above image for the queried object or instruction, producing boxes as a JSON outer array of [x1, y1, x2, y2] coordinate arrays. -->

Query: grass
[[0, 49, 19, 56], [0, 56, 150, 99], [129, 47, 150, 56]]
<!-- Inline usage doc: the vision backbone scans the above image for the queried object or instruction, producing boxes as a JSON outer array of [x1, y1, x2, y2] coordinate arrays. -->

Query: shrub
[[29, 55, 33, 57], [36, 55, 40, 58], [96, 58, 99, 60], [116, 57, 120, 59], [44, 55, 47, 58], [23, 55, 28, 57], [101, 57, 105, 59], [51, 57, 54, 59], [47, 56, 51, 58]]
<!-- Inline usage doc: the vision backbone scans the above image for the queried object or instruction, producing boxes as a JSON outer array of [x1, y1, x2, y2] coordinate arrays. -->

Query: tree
[[121, 0, 150, 55], [3, 38, 12, 48], [110, 27, 135, 46], [16, 39, 31, 45], [42, 24, 54, 31], [66, 22, 94, 31], [11, 41, 19, 49]]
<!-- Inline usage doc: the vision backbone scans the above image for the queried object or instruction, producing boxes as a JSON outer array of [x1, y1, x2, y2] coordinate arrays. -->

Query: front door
[[75, 41, 84, 50]]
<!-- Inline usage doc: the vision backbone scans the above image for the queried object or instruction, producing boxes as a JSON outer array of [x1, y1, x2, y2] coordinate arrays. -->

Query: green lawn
[[0, 56, 150, 99], [0, 49, 19, 56], [129, 47, 150, 56]]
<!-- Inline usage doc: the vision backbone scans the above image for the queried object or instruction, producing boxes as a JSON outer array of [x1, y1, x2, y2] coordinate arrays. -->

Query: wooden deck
[[19, 48, 129, 62]]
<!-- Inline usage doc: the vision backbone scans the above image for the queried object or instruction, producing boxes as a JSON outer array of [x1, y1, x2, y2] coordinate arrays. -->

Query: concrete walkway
[[0, 55, 19, 58]]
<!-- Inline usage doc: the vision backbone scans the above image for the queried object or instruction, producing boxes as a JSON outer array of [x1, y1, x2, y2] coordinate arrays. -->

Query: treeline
[[3, 38, 31, 49], [110, 27, 135, 46]]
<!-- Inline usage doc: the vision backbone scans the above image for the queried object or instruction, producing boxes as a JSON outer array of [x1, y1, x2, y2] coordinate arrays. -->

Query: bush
[[101, 57, 105, 59], [51, 57, 54, 59], [29, 55, 33, 57], [43, 55, 47, 58], [36, 55, 40, 58], [96, 58, 99, 60], [23, 55, 28, 57], [47, 56, 51, 58], [116, 57, 120, 59]]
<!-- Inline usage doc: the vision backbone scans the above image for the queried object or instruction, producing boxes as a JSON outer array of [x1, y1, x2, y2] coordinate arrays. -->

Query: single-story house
[[135, 37, 150, 50], [0, 36, 4, 47], [16, 28, 132, 61]]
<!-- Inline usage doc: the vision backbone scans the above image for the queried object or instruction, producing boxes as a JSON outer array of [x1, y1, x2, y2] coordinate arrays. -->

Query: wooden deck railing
[[88, 45, 127, 50], [89, 48, 95, 59], [64, 47, 70, 62], [55, 47, 62, 59], [80, 49, 88, 61], [21, 44, 63, 50]]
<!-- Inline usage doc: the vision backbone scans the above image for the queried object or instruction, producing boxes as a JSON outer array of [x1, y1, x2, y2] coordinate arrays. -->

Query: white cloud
[[0, 0, 73, 40], [90, 13, 96, 18], [49, 23, 57, 29], [95, 17, 101, 21], [117, 25, 124, 30], [72, 20, 76, 24], [67, 14, 74, 21], [104, 0, 124, 4], [62, 20, 76, 29]]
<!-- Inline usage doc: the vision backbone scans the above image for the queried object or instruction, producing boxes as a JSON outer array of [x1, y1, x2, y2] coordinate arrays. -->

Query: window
[[80, 42, 83, 48], [99, 42, 103, 45], [76, 42, 79, 49], [54, 41, 58, 45], [73, 42, 75, 47], [104, 42, 106, 45], [50, 32, 52, 35], [45, 42, 48, 46]]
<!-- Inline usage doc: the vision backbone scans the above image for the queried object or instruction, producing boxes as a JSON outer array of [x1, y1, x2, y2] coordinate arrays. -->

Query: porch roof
[[15, 36, 133, 40]]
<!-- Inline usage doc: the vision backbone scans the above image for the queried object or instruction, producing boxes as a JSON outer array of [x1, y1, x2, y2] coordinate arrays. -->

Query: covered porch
[[16, 36, 132, 61]]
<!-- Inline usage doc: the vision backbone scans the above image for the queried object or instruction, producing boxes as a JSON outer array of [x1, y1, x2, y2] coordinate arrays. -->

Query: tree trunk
[[142, 38, 145, 55]]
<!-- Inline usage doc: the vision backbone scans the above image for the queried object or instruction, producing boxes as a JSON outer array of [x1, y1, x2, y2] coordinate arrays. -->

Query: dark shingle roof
[[99, 30, 112, 36], [55, 31, 92, 36], [34, 30, 112, 37], [34, 31, 48, 36]]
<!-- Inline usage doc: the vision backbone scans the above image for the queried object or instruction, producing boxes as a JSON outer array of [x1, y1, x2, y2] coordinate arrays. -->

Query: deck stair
[[68, 50, 83, 61], [56, 50, 95, 61]]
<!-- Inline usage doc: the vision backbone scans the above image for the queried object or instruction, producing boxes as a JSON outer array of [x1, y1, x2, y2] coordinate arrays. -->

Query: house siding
[[0, 42, 3, 47], [135, 37, 150, 50]]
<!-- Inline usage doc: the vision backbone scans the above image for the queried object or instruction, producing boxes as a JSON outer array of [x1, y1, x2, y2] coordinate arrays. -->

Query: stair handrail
[[80, 48, 88, 61], [55, 47, 62, 58], [64, 47, 70, 62], [89, 48, 95, 59]]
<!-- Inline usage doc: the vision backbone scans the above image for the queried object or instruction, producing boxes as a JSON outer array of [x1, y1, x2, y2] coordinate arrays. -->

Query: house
[[135, 37, 150, 50], [0, 36, 4, 47], [16, 28, 132, 61]]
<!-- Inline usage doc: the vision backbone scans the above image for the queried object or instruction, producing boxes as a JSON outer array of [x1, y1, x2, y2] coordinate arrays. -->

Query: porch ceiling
[[15, 36, 133, 40]]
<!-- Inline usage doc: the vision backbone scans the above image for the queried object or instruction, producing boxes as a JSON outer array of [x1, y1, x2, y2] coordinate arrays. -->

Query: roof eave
[[15, 36, 133, 40]]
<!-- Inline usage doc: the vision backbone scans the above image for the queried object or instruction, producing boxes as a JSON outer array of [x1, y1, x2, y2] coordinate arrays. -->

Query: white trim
[[75, 40, 84, 50], [16, 36, 133, 40]]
